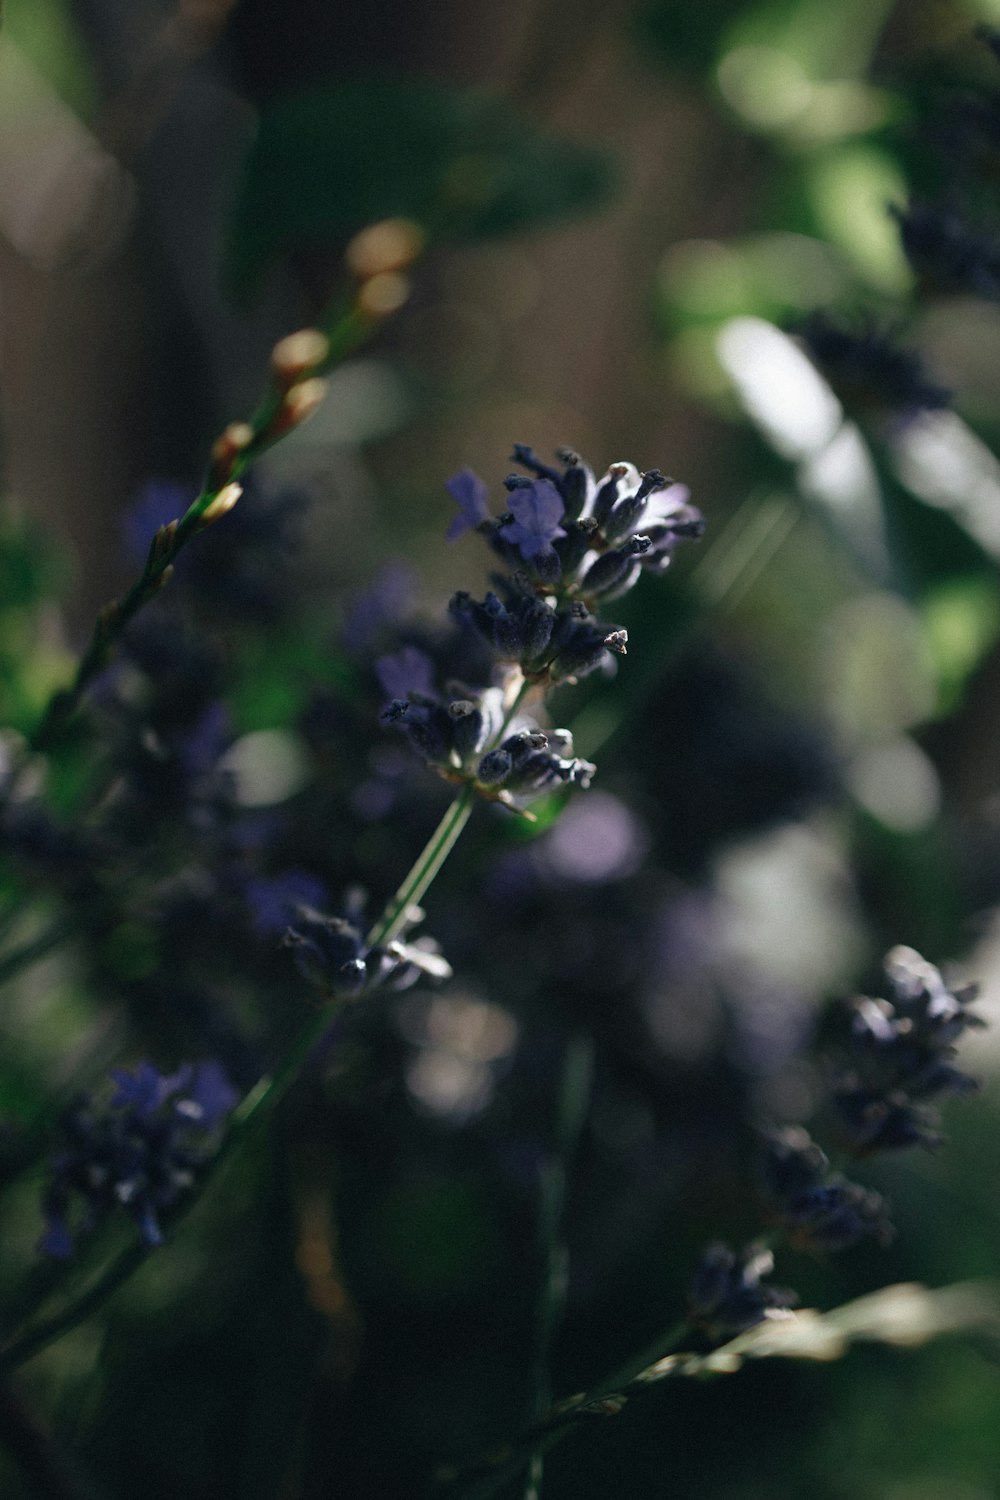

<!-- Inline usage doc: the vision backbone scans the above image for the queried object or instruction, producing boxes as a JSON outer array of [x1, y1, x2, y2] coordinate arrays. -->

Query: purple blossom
[[109, 1061, 187, 1118], [341, 561, 418, 655], [375, 645, 437, 701], [177, 1060, 240, 1128], [445, 468, 493, 541], [42, 1060, 238, 1257], [498, 480, 566, 561], [243, 870, 328, 936]]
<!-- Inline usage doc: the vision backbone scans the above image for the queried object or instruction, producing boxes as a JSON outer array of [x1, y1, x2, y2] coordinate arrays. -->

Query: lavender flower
[[282, 892, 451, 998], [442, 446, 701, 683], [445, 468, 493, 541], [39, 1061, 237, 1258], [688, 1242, 798, 1342], [833, 946, 984, 1154], [497, 478, 567, 563], [761, 1127, 893, 1253], [797, 312, 951, 423]]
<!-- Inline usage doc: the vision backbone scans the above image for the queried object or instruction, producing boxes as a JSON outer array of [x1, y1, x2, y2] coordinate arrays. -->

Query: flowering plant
[[1, 8, 1000, 1500]]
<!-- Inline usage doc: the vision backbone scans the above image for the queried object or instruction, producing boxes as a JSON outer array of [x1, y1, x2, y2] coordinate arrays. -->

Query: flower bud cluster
[[380, 684, 594, 807], [282, 896, 451, 999], [688, 1242, 798, 1343], [761, 1126, 893, 1253], [832, 945, 983, 1154], [374, 640, 594, 807], [445, 444, 702, 681], [797, 312, 951, 424], [449, 585, 627, 685], [40, 1061, 237, 1258]]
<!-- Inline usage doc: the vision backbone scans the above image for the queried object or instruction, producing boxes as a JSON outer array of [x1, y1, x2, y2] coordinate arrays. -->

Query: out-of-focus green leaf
[[3, 0, 97, 120], [922, 575, 1000, 716], [225, 78, 617, 302]]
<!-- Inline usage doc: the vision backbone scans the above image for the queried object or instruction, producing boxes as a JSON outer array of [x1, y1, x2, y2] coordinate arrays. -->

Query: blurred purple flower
[[342, 561, 419, 655], [375, 645, 436, 701], [177, 1060, 240, 1128], [123, 480, 193, 566], [243, 870, 328, 937], [109, 1060, 186, 1118], [445, 468, 493, 540]]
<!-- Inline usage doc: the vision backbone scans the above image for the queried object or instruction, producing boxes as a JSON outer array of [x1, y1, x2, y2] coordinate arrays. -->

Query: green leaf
[[225, 77, 617, 302]]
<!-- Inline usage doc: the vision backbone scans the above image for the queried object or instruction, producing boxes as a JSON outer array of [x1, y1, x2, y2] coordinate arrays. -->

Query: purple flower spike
[[499, 479, 566, 561], [445, 468, 493, 540]]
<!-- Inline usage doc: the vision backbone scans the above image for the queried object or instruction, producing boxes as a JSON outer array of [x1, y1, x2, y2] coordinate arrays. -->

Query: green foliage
[[225, 78, 617, 301]]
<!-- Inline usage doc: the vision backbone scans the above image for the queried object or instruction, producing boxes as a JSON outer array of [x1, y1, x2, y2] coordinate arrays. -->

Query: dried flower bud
[[357, 271, 410, 319], [198, 482, 243, 527], [271, 328, 330, 387], [346, 217, 425, 279], [210, 421, 255, 485], [270, 378, 328, 438], [149, 519, 178, 563]]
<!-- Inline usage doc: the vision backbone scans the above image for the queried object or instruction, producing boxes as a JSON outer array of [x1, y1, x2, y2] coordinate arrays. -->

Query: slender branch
[[438, 1319, 691, 1500], [1, 1246, 149, 1375], [2, 674, 536, 1369], [28, 297, 383, 756], [523, 1031, 593, 1500]]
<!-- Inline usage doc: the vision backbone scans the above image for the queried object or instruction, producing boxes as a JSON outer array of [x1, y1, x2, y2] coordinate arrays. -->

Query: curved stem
[[1, 1245, 149, 1375], [230, 781, 477, 1138], [523, 1030, 593, 1500], [29, 301, 377, 755], [439, 1319, 691, 1500], [3, 676, 536, 1367]]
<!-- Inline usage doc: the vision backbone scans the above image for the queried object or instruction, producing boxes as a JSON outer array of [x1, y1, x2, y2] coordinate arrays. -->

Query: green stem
[[1, 1244, 149, 1374], [28, 301, 377, 755], [2, 675, 535, 1369], [230, 781, 477, 1137], [441, 1319, 690, 1500], [523, 1031, 593, 1500], [367, 784, 476, 948]]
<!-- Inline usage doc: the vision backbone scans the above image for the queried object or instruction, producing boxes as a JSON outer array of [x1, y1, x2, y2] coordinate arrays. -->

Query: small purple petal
[[244, 871, 327, 937], [38, 1215, 74, 1260], [498, 479, 566, 560], [445, 468, 493, 541], [109, 1062, 169, 1118], [375, 646, 436, 701], [179, 1061, 239, 1129], [133, 1204, 165, 1248], [643, 481, 691, 522]]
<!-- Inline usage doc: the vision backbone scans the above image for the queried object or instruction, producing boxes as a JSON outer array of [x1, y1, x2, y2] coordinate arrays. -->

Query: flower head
[[832, 946, 984, 1155], [40, 1060, 237, 1258], [688, 1242, 798, 1343]]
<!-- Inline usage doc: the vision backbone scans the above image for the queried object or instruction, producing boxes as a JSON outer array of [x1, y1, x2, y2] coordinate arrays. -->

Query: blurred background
[[3, 0, 1000, 1497]]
